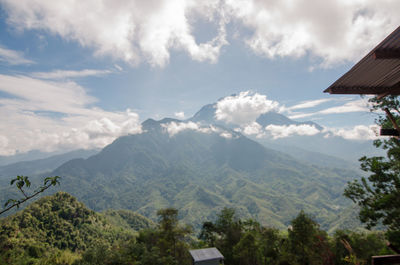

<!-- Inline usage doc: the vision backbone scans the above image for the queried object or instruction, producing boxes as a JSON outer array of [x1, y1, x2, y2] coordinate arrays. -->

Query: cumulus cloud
[[265, 124, 321, 139], [241, 122, 263, 136], [174, 111, 185, 119], [0, 74, 141, 156], [226, 0, 400, 67], [1, 0, 227, 67], [161, 121, 234, 138], [219, 131, 232, 139], [31, 69, 112, 80], [162, 121, 200, 136], [0, 45, 34, 65], [2, 0, 399, 67], [215, 91, 280, 125], [324, 125, 379, 140]]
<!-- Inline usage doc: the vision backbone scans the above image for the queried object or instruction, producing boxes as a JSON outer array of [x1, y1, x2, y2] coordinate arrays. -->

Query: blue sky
[[0, 0, 399, 156]]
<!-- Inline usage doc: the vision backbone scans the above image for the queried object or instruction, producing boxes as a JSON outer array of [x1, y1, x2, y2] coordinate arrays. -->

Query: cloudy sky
[[0, 0, 399, 156]]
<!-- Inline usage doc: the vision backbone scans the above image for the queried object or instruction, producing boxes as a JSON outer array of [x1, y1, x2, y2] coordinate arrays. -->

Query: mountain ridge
[[35, 119, 362, 231]]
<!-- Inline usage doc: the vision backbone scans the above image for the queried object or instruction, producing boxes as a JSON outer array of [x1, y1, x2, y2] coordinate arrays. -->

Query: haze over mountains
[[0, 99, 374, 231]]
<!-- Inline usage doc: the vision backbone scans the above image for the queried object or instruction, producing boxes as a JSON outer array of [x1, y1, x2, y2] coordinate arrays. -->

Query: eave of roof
[[325, 26, 400, 96]]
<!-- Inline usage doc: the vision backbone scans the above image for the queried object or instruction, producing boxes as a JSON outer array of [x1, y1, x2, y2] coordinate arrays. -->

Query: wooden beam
[[387, 242, 400, 254], [373, 49, 400, 59], [384, 108, 400, 137], [324, 85, 400, 95], [372, 255, 400, 265], [380, 129, 399, 136]]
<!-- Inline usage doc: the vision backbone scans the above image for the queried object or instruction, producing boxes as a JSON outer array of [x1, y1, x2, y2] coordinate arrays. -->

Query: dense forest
[[0, 192, 394, 265]]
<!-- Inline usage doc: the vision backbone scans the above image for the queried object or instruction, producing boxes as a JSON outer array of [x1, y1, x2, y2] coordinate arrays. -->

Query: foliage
[[344, 95, 400, 247], [0, 175, 60, 215], [0, 192, 135, 264], [0, 194, 393, 265], [102, 209, 154, 231]]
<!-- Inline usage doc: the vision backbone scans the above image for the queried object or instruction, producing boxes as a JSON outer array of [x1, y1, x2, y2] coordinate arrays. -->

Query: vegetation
[[0, 175, 60, 215], [0, 193, 393, 265], [344, 96, 400, 248]]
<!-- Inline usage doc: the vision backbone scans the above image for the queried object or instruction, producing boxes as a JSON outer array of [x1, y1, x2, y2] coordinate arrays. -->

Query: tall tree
[[288, 211, 332, 265], [344, 95, 400, 248], [156, 208, 192, 264]]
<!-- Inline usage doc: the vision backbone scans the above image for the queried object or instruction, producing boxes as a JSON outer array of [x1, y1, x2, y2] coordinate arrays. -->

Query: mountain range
[[0, 101, 371, 232]]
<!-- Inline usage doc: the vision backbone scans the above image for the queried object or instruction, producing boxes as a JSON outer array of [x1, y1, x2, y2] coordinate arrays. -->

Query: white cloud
[[0, 75, 141, 156], [3, 0, 398, 67], [288, 98, 333, 111], [241, 122, 263, 136], [265, 124, 321, 139], [162, 121, 200, 136], [288, 98, 370, 119], [215, 91, 280, 125], [225, 0, 400, 67], [219, 131, 232, 139], [324, 125, 379, 140], [174, 111, 185, 119], [0, 45, 34, 65], [31, 69, 112, 80], [2, 0, 227, 67], [318, 99, 370, 114], [161, 121, 235, 139]]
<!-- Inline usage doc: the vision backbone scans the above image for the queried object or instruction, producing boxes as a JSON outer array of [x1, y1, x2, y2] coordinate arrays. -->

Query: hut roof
[[189, 247, 224, 262], [324, 26, 400, 96]]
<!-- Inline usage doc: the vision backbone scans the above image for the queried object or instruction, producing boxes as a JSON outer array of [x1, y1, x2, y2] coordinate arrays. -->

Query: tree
[[199, 208, 243, 265], [0, 175, 60, 216], [156, 208, 192, 264], [344, 95, 400, 248], [288, 211, 333, 265]]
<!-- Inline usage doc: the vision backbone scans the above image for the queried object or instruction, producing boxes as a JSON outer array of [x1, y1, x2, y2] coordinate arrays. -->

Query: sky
[[0, 0, 399, 156]]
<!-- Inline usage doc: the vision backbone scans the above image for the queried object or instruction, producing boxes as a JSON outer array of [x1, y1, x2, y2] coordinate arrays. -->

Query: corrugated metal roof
[[325, 26, 400, 95], [189, 247, 224, 262]]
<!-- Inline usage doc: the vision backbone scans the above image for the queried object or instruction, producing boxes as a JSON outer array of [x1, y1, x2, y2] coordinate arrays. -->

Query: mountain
[[256, 112, 323, 130], [189, 102, 380, 162], [265, 143, 360, 170], [189, 103, 322, 129], [0, 149, 99, 177], [15, 118, 361, 232]]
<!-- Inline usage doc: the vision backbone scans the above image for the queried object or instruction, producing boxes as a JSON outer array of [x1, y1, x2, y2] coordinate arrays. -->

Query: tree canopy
[[344, 95, 400, 248]]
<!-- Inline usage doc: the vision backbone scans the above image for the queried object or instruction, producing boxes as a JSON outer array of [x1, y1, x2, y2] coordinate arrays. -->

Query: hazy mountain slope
[[37, 119, 361, 231], [0, 149, 99, 177], [256, 112, 323, 130], [264, 143, 360, 170], [189, 102, 379, 162]]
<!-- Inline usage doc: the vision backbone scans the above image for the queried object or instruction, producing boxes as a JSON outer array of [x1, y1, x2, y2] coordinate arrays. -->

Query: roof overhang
[[325, 26, 400, 96]]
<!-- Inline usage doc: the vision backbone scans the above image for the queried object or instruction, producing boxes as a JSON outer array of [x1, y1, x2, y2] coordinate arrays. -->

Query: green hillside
[[0, 192, 152, 264], [34, 119, 362, 231]]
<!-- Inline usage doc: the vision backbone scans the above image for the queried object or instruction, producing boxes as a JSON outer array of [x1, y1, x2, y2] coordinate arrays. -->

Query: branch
[[0, 176, 60, 216]]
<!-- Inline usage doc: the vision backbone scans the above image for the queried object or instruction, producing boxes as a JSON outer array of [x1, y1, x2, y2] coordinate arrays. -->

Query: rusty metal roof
[[324, 26, 400, 96]]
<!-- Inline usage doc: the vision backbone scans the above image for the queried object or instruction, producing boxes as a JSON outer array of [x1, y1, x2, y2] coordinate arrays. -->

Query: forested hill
[[45, 119, 361, 231], [0, 192, 153, 263]]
